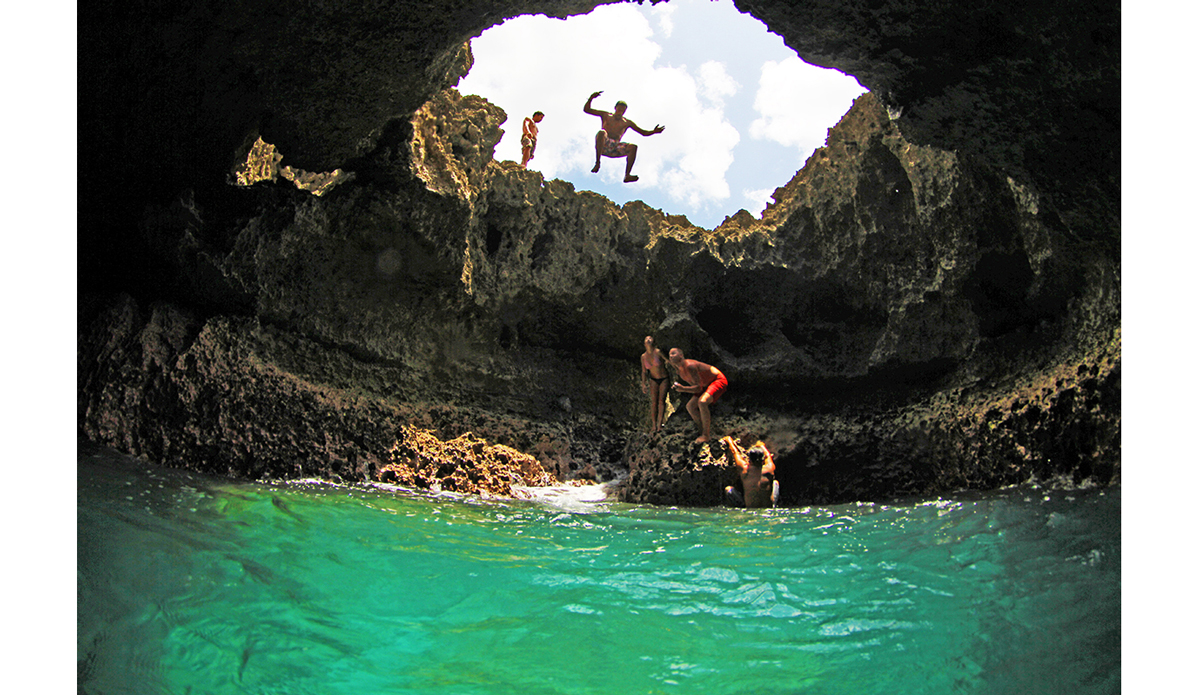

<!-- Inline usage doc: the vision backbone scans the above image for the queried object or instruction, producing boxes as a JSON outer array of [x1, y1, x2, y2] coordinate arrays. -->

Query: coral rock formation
[[379, 426, 555, 496]]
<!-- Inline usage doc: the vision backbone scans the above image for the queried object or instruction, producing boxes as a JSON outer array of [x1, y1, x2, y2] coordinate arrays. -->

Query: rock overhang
[[77, 0, 1121, 501], [80, 0, 1117, 246]]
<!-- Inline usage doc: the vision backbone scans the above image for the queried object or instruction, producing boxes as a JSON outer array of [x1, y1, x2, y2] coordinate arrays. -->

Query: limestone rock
[[379, 426, 555, 496], [78, 0, 1120, 505]]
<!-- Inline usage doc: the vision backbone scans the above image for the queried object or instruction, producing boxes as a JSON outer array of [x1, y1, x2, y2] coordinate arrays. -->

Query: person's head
[[614, 101, 628, 115], [644, 335, 655, 350], [747, 444, 769, 468], [668, 347, 684, 366], [532, 111, 544, 122]]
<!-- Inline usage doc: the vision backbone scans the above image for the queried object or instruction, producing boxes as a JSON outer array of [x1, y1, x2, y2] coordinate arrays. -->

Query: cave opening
[[456, 0, 866, 230]]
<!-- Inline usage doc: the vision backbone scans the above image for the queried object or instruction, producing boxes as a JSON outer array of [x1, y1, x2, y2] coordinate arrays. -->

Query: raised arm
[[753, 442, 776, 477], [583, 91, 605, 116], [720, 436, 749, 474]]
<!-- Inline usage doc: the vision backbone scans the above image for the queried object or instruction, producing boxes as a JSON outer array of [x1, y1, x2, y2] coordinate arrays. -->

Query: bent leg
[[624, 143, 639, 182], [696, 393, 713, 442], [592, 131, 605, 172], [686, 395, 701, 427]]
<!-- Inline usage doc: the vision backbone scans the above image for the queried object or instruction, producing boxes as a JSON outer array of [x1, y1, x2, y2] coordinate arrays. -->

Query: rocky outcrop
[[379, 426, 556, 496], [78, 0, 1119, 506], [617, 434, 742, 507]]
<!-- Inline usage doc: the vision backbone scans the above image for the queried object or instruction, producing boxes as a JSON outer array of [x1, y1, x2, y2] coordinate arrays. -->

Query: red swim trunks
[[702, 373, 728, 402], [599, 134, 635, 158]]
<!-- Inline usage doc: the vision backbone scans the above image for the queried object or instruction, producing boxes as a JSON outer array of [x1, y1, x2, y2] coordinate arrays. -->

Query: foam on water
[[511, 481, 618, 511]]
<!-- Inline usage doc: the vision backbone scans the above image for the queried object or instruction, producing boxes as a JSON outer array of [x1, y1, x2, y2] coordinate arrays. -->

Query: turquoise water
[[78, 447, 1119, 694]]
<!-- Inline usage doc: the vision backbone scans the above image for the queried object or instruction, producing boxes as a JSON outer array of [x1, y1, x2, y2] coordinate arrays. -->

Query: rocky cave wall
[[78, 0, 1120, 505]]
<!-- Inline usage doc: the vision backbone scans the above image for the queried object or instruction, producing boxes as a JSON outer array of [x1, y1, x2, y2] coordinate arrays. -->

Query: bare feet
[[624, 175, 639, 183], [591, 163, 600, 173]]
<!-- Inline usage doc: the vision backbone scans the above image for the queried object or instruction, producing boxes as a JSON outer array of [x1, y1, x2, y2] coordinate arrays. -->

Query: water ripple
[[78, 448, 1120, 695]]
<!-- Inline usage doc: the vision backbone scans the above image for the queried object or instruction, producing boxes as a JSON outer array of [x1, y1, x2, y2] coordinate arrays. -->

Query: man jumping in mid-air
[[583, 91, 665, 183]]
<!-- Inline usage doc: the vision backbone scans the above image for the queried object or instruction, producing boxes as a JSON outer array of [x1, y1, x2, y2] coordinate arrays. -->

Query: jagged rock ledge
[[77, 0, 1119, 507]]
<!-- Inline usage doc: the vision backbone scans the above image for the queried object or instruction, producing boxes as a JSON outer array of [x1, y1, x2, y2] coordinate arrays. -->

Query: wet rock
[[378, 426, 554, 497]]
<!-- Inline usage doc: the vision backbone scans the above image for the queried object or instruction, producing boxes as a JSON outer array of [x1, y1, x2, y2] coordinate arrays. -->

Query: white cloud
[[750, 56, 867, 155], [697, 61, 739, 106], [648, 0, 677, 38], [458, 4, 741, 208], [742, 187, 776, 216], [455, 0, 865, 228]]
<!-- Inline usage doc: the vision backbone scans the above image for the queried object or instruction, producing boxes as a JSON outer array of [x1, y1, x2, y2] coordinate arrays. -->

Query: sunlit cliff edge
[[78, 0, 1119, 506]]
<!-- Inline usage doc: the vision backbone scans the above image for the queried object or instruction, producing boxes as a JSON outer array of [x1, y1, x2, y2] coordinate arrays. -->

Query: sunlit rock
[[231, 137, 284, 186], [78, 0, 1119, 504], [379, 425, 555, 496]]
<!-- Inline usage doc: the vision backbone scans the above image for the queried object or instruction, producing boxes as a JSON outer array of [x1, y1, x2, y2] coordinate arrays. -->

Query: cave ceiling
[[79, 0, 1118, 283]]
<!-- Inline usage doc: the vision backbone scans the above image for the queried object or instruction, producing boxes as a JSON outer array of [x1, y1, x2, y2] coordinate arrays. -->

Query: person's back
[[721, 437, 779, 508], [740, 444, 777, 508]]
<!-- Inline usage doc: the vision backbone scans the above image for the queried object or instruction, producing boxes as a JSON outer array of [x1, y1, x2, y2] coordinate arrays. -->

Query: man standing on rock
[[520, 111, 543, 168], [584, 91, 665, 183], [669, 348, 727, 442]]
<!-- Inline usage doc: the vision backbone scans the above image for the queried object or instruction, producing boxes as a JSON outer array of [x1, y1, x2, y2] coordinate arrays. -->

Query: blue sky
[[457, 0, 866, 229]]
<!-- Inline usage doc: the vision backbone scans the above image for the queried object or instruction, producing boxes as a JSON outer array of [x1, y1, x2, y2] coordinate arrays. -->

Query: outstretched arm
[[584, 91, 605, 116], [629, 121, 666, 137]]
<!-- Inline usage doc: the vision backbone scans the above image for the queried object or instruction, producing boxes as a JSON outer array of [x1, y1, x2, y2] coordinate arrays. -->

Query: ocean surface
[[78, 446, 1119, 694]]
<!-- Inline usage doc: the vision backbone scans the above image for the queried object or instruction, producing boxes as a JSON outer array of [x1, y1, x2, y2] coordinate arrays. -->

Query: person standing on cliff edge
[[668, 348, 727, 442], [520, 111, 544, 168], [583, 91, 665, 183], [640, 336, 670, 434]]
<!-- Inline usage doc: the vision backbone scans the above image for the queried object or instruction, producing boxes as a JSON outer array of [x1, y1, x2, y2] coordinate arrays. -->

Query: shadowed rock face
[[78, 0, 1119, 505]]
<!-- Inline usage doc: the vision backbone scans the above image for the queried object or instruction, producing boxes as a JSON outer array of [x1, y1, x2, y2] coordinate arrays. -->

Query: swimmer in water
[[721, 437, 779, 508]]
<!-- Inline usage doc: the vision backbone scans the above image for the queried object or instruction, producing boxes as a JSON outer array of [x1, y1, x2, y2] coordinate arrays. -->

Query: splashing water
[[78, 447, 1118, 694]]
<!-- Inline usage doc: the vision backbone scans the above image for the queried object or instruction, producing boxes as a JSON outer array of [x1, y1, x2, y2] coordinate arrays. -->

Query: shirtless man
[[720, 437, 779, 509], [640, 336, 669, 434], [520, 111, 544, 168], [583, 91, 665, 183], [668, 348, 727, 442]]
